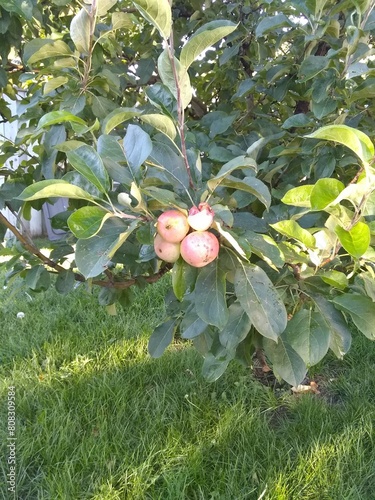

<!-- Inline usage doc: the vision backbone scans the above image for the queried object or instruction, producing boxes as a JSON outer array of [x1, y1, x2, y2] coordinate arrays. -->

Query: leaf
[[43, 76, 69, 95], [132, 0, 171, 40], [241, 231, 285, 269], [75, 219, 138, 278], [212, 221, 247, 259], [263, 337, 307, 387], [172, 259, 198, 301], [282, 113, 312, 129], [298, 55, 329, 82], [321, 270, 348, 290], [282, 309, 330, 366], [305, 125, 374, 164], [202, 352, 233, 383], [310, 178, 345, 210], [17, 180, 95, 202], [66, 145, 110, 194], [281, 185, 314, 207], [97, 0, 117, 16], [219, 301, 252, 352], [67, 206, 113, 239], [332, 294, 375, 340], [1, 0, 33, 19], [271, 220, 316, 249], [148, 318, 176, 357], [55, 270, 76, 294], [139, 113, 177, 140], [255, 14, 291, 38], [234, 263, 287, 341], [157, 49, 192, 109], [24, 39, 73, 64], [37, 111, 87, 129], [148, 142, 189, 188], [142, 186, 187, 210], [312, 295, 352, 358], [195, 260, 229, 330], [180, 20, 237, 69], [112, 11, 133, 29], [25, 266, 51, 292], [123, 124, 153, 180], [180, 313, 207, 339], [215, 176, 271, 210], [102, 107, 142, 134], [335, 222, 370, 258], [207, 155, 257, 192], [70, 7, 91, 54]]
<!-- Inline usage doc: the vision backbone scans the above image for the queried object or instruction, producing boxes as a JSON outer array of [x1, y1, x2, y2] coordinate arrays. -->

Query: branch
[[0, 211, 171, 289]]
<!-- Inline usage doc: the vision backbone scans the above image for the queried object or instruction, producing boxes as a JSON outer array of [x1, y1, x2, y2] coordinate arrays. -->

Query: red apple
[[153, 233, 181, 263], [180, 231, 219, 268], [156, 210, 189, 243], [187, 202, 215, 231]]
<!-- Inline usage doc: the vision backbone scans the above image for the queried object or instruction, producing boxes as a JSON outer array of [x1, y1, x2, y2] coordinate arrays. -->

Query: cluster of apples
[[154, 203, 219, 268]]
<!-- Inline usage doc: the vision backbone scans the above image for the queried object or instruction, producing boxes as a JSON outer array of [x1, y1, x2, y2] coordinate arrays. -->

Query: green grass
[[1, 273, 375, 499]]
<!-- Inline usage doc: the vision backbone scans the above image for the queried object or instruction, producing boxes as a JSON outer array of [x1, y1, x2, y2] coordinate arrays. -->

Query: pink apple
[[180, 231, 219, 268], [187, 202, 215, 231], [153, 233, 181, 263], [156, 210, 190, 243]]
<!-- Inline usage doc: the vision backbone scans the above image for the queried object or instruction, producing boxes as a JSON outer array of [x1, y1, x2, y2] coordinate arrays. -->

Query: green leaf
[[70, 7, 91, 54], [282, 113, 312, 129], [255, 14, 291, 38], [332, 294, 375, 340], [310, 178, 345, 210], [37, 111, 87, 129], [321, 270, 348, 290], [142, 186, 187, 210], [66, 146, 110, 194], [43, 76, 69, 95], [195, 260, 228, 330], [219, 301, 252, 352], [202, 352, 232, 383], [132, 0, 171, 40], [25, 266, 51, 292], [282, 309, 330, 366], [123, 125, 152, 180], [55, 270, 76, 294], [271, 220, 316, 248], [312, 295, 351, 359], [24, 39, 73, 64], [68, 206, 113, 239], [149, 142, 189, 188], [157, 49, 192, 109], [1, 0, 33, 19], [97, 0, 117, 16], [180, 20, 237, 69], [215, 176, 271, 210], [17, 180, 95, 202], [139, 113, 177, 140], [212, 222, 247, 260], [180, 313, 207, 339], [305, 125, 374, 164], [298, 55, 329, 82], [172, 259, 198, 301], [234, 263, 287, 341], [75, 219, 138, 278], [112, 11, 133, 29], [241, 231, 285, 269], [263, 337, 307, 387], [281, 185, 314, 207], [335, 221, 370, 258], [207, 155, 257, 192], [148, 319, 176, 358], [102, 108, 142, 135]]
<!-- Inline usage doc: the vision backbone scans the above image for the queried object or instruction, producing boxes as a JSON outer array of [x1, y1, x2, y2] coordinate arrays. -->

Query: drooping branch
[[0, 211, 171, 289]]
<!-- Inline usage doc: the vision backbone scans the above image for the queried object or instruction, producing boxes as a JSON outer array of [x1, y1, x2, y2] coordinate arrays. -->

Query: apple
[[156, 210, 190, 243], [187, 202, 215, 231], [180, 231, 219, 268], [153, 233, 181, 263]]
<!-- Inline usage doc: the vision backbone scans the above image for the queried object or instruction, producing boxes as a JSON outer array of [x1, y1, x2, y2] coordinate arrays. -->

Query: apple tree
[[1, 0, 375, 386]]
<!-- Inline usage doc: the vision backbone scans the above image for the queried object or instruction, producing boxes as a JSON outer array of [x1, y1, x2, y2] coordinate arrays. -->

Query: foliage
[[1, 0, 375, 386]]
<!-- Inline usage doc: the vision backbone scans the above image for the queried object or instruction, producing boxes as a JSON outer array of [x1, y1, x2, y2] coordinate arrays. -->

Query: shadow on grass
[[1, 278, 375, 499]]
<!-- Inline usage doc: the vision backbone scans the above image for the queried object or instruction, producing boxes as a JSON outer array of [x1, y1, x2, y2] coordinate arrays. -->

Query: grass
[[0, 272, 375, 499]]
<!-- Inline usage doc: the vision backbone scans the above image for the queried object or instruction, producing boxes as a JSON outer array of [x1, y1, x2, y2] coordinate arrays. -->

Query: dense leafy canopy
[[1, 0, 375, 385]]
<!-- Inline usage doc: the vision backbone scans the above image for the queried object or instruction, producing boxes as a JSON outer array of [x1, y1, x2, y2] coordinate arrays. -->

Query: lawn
[[0, 271, 374, 499]]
